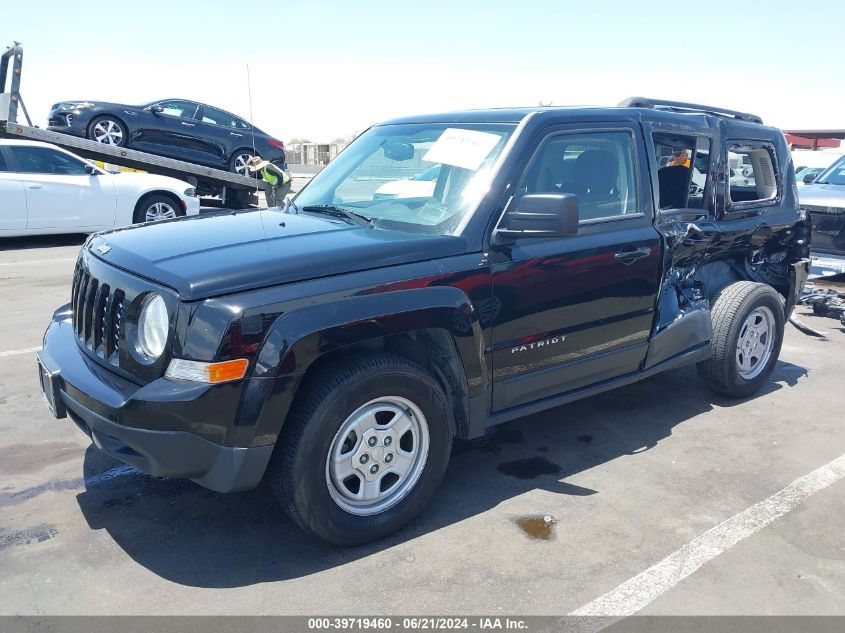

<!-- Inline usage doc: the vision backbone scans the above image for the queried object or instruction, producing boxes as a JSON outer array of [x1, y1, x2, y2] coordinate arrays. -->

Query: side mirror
[[150, 104, 164, 115], [493, 193, 579, 243], [802, 173, 816, 184], [84, 164, 99, 176]]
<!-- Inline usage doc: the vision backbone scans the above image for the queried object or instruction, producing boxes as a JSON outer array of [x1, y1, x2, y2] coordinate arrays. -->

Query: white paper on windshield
[[422, 128, 501, 171]]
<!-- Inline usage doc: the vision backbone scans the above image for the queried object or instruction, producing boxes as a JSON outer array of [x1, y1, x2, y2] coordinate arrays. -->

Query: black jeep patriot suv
[[38, 98, 811, 545]]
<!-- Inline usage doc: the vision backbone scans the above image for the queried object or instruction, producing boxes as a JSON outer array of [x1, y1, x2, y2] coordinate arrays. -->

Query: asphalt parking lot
[[1, 232, 844, 617]]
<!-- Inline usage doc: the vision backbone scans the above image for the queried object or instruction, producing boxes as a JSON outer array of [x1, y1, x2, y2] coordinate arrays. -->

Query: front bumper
[[38, 306, 274, 493], [47, 108, 89, 137], [185, 195, 201, 216]]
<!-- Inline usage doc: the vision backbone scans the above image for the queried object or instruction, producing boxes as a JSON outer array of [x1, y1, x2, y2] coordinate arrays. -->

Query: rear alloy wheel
[[698, 281, 785, 398], [133, 194, 183, 224], [230, 151, 254, 176], [88, 116, 128, 147]]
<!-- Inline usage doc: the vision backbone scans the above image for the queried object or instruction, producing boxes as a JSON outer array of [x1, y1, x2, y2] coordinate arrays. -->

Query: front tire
[[133, 194, 184, 224], [267, 354, 454, 546], [697, 281, 785, 398], [87, 115, 128, 147]]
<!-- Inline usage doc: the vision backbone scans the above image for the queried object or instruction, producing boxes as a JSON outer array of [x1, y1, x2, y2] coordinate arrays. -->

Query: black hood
[[87, 210, 467, 300]]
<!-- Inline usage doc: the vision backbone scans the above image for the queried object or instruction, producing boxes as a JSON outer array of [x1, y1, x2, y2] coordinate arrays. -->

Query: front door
[[0, 148, 27, 232], [489, 127, 662, 411], [135, 100, 214, 164], [5, 145, 115, 231]]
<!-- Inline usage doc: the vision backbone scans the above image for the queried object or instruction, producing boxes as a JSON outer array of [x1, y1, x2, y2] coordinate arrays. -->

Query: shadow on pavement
[[0, 234, 86, 252], [76, 360, 806, 588]]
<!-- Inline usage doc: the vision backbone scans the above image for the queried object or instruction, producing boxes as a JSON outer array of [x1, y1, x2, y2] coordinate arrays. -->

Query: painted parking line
[[0, 258, 76, 267], [570, 453, 845, 620], [0, 346, 42, 359]]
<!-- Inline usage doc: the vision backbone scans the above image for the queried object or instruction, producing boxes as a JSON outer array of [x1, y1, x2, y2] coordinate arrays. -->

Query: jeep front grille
[[71, 268, 125, 364]]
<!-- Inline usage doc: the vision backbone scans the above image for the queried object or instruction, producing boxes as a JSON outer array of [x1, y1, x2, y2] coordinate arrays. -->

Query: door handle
[[25, 183, 43, 189], [230, 132, 243, 137], [181, 122, 196, 127], [614, 246, 652, 265]]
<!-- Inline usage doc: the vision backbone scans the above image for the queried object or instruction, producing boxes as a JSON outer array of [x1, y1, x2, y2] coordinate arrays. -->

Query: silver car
[[799, 155, 845, 276]]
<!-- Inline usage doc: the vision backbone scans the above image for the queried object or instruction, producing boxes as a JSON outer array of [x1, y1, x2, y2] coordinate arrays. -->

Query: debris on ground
[[799, 284, 845, 325]]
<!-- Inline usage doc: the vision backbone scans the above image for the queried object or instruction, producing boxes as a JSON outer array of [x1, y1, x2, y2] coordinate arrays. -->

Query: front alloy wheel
[[144, 201, 178, 222], [326, 396, 430, 516], [91, 118, 125, 145], [133, 194, 184, 224]]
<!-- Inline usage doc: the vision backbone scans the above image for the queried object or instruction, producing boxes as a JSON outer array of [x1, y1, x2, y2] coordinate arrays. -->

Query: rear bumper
[[38, 306, 274, 493], [810, 252, 845, 278]]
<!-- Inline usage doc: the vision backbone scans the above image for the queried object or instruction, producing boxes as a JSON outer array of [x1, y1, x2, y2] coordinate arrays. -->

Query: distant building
[[784, 130, 845, 150], [285, 141, 349, 166]]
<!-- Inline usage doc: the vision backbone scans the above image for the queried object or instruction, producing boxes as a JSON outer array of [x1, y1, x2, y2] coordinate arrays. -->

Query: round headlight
[[137, 294, 169, 360]]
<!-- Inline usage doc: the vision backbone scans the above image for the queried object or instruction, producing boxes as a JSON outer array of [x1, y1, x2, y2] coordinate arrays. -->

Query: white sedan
[[0, 139, 200, 237]]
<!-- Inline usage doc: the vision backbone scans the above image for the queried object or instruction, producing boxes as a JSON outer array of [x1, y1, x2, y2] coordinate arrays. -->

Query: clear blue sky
[[10, 0, 844, 141]]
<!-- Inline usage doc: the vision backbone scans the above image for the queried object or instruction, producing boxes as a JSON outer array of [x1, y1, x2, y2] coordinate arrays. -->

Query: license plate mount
[[37, 351, 66, 419]]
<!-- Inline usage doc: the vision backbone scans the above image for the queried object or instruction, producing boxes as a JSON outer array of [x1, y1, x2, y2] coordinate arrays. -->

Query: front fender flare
[[253, 286, 488, 396]]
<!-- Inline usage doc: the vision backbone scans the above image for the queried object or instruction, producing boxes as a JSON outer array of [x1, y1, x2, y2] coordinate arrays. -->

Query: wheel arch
[[250, 288, 489, 444]]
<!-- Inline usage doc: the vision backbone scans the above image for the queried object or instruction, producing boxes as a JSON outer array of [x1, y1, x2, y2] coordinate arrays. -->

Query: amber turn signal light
[[165, 358, 249, 384]]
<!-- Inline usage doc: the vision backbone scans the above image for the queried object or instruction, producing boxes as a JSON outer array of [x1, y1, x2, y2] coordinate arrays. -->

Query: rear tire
[[267, 354, 454, 546], [87, 115, 128, 147], [697, 281, 785, 398], [229, 150, 255, 176], [133, 194, 184, 224]]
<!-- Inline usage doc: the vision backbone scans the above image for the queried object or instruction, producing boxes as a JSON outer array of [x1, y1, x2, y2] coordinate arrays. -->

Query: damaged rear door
[[644, 125, 721, 369]]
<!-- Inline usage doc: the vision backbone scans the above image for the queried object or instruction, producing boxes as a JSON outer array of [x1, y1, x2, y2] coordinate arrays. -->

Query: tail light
[[268, 139, 285, 149]]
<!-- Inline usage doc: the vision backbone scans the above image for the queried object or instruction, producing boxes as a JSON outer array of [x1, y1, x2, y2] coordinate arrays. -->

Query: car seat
[[573, 150, 620, 219], [658, 165, 691, 210]]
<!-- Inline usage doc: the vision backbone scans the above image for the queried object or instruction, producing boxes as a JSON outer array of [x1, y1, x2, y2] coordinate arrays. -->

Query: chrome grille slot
[[107, 290, 125, 364], [93, 283, 110, 356], [82, 277, 99, 348], [74, 272, 90, 339]]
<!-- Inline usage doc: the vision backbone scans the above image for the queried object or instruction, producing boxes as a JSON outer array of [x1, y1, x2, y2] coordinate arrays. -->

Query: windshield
[[814, 155, 845, 185], [293, 123, 517, 235]]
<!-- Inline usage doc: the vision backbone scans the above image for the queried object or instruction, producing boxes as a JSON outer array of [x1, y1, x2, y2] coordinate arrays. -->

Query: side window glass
[[652, 133, 695, 210], [728, 144, 777, 205], [202, 107, 243, 128], [158, 101, 197, 119], [520, 131, 638, 221], [688, 138, 711, 210], [0, 150, 7, 172], [8, 147, 88, 175]]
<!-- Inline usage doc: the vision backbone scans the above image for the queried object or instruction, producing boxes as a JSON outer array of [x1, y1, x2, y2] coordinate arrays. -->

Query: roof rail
[[618, 97, 763, 124]]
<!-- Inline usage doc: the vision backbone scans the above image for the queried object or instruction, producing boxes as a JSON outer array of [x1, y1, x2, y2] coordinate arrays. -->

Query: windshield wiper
[[301, 205, 373, 228]]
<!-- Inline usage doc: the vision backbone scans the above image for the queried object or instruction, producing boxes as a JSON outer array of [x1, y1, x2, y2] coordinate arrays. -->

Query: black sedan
[[47, 99, 285, 175]]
